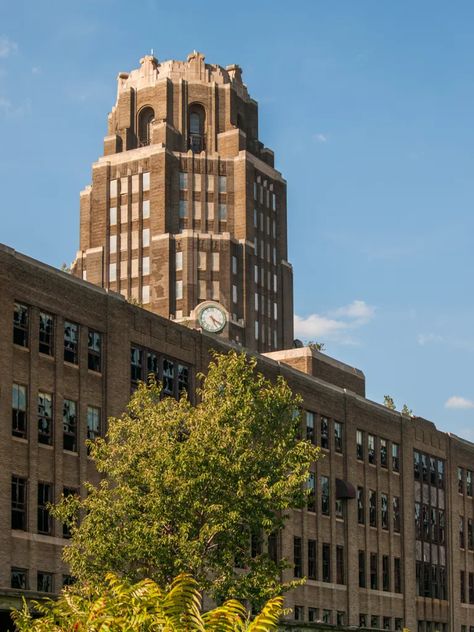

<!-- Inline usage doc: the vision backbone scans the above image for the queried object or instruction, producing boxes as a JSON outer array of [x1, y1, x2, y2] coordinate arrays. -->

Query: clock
[[198, 303, 227, 333]]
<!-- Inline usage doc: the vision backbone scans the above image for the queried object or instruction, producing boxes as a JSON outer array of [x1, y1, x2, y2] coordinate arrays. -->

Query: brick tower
[[72, 52, 294, 352]]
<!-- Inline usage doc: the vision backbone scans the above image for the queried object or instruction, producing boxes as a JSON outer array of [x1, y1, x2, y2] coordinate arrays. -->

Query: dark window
[[39, 312, 54, 355], [308, 608, 318, 623], [293, 606, 304, 622], [381, 493, 389, 530], [88, 330, 102, 372], [369, 490, 377, 527], [335, 498, 344, 519], [132, 346, 190, 399], [395, 619, 403, 631], [37, 482, 52, 535], [337, 612, 345, 626], [12, 476, 27, 530], [421, 453, 428, 482], [469, 572, 474, 604], [321, 475, 330, 515], [308, 539, 317, 580], [322, 543, 331, 582], [438, 509, 446, 544], [382, 555, 390, 591], [62, 488, 77, 538], [131, 346, 143, 384], [13, 303, 29, 347], [460, 516, 465, 548], [12, 383, 27, 439], [162, 358, 175, 396], [62, 574, 75, 587], [358, 550, 366, 587], [293, 536, 302, 578], [320, 416, 329, 449], [393, 496, 401, 533], [359, 614, 367, 628], [467, 470, 473, 496], [394, 557, 402, 593], [336, 546, 344, 584], [322, 610, 331, 624], [138, 106, 154, 147], [38, 391, 53, 445], [356, 429, 364, 460], [430, 457, 437, 486], [458, 467, 464, 494], [87, 406, 101, 445], [415, 502, 422, 539], [268, 532, 277, 563], [251, 531, 262, 558], [357, 486, 365, 524], [371, 616, 379, 629], [370, 553, 378, 590], [11, 568, 28, 590], [414, 450, 421, 480], [334, 421, 343, 453], [37, 571, 53, 593], [306, 411, 314, 443], [177, 364, 189, 396], [383, 617, 391, 630], [380, 438, 387, 468], [392, 442, 400, 471], [64, 321, 79, 364], [63, 399, 77, 452], [188, 104, 205, 153], [461, 570, 466, 602], [468, 518, 474, 550], [307, 472, 316, 512], [368, 434, 376, 464]]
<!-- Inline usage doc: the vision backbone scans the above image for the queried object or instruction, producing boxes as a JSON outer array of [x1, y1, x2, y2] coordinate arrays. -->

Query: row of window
[[254, 174, 276, 211], [293, 538, 345, 584], [459, 515, 474, 549], [414, 502, 446, 544], [414, 451, 445, 488], [306, 412, 343, 452], [179, 171, 227, 193], [12, 384, 100, 448], [130, 346, 190, 399], [356, 430, 400, 471], [109, 172, 150, 198], [415, 561, 447, 600], [11, 567, 74, 592], [359, 551, 402, 593], [253, 208, 276, 239], [12, 476, 76, 536], [458, 466, 474, 496], [179, 199, 228, 221], [14, 303, 102, 371], [419, 623, 448, 632], [357, 487, 401, 532], [460, 570, 474, 603], [110, 202, 150, 227], [360, 615, 404, 631], [295, 609, 403, 631]]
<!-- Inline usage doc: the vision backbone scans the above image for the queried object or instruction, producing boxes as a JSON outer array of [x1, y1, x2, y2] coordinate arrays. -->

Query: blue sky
[[1, 1, 473, 439]]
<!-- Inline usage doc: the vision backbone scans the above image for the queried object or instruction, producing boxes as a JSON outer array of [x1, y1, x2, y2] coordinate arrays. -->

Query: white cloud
[[445, 396, 474, 410], [0, 36, 17, 58], [314, 133, 328, 143], [417, 333, 445, 346], [294, 300, 375, 345]]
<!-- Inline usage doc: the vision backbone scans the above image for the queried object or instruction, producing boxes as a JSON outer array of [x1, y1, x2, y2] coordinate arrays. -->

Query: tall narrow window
[[64, 321, 79, 364], [11, 476, 27, 530], [458, 467, 465, 494], [88, 330, 102, 372], [131, 346, 143, 385], [336, 546, 344, 584], [308, 539, 317, 580], [38, 392, 53, 445], [357, 487, 365, 524], [293, 536, 302, 578], [380, 438, 387, 468], [334, 421, 343, 453], [368, 434, 376, 464], [268, 532, 277, 563], [370, 553, 378, 589], [394, 557, 402, 593], [13, 302, 29, 347], [11, 568, 28, 590], [356, 429, 364, 460], [321, 475, 330, 515], [320, 416, 329, 449], [306, 411, 315, 443], [369, 490, 377, 527], [460, 516, 465, 548], [39, 312, 54, 355], [37, 483, 52, 535], [381, 493, 389, 530], [189, 104, 205, 153], [63, 399, 77, 452], [393, 496, 401, 533], [467, 470, 473, 496], [162, 358, 175, 396], [37, 572, 53, 593], [138, 107, 154, 146], [307, 472, 316, 512], [322, 543, 331, 582], [392, 442, 400, 472], [12, 383, 27, 439], [358, 550, 366, 587], [62, 488, 77, 538], [382, 555, 390, 591], [87, 406, 101, 444], [461, 570, 466, 602]]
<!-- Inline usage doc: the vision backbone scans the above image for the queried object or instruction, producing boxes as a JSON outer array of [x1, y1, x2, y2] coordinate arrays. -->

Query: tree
[[401, 404, 413, 417], [13, 573, 284, 631], [383, 395, 396, 410], [53, 351, 320, 606]]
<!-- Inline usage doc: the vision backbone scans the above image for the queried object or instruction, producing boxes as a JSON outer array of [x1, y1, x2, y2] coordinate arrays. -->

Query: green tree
[[13, 572, 284, 631], [53, 351, 319, 606], [401, 403, 413, 417]]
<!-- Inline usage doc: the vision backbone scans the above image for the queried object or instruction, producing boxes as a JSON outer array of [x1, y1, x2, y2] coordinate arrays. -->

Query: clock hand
[[210, 315, 220, 326]]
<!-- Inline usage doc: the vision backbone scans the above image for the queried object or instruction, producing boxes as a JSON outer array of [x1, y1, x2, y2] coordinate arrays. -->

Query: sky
[[1, 1, 474, 440]]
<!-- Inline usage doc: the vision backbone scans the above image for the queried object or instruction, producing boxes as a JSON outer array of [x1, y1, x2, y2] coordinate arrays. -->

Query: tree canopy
[[53, 351, 320, 606]]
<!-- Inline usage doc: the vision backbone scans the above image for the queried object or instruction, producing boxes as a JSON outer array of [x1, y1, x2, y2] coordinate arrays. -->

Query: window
[[461, 570, 466, 602], [63, 399, 77, 452], [458, 467, 464, 494], [88, 330, 102, 372], [308, 608, 318, 622], [322, 610, 331, 624], [218, 176, 226, 193], [395, 619, 402, 631], [109, 263, 117, 282], [380, 438, 387, 467], [335, 498, 344, 519], [392, 442, 400, 471], [11, 568, 28, 590], [467, 470, 473, 496], [369, 490, 377, 527], [356, 429, 364, 460], [12, 476, 27, 530], [176, 280, 183, 300], [37, 482, 52, 535], [336, 546, 344, 584], [381, 493, 389, 530], [358, 550, 366, 587], [218, 204, 227, 221], [382, 555, 390, 591], [371, 616, 379, 629], [468, 518, 474, 550], [357, 487, 365, 524], [293, 606, 304, 622], [460, 516, 465, 548], [189, 105, 205, 152], [320, 416, 329, 449], [179, 199, 187, 218], [13, 302, 29, 347], [370, 553, 378, 589], [469, 572, 474, 604], [307, 472, 316, 512], [232, 285, 237, 303], [179, 172, 187, 189], [138, 107, 154, 146], [39, 312, 54, 355], [368, 434, 376, 464], [38, 391, 53, 445], [62, 488, 77, 538], [131, 347, 143, 384], [268, 532, 277, 563], [383, 617, 391, 630], [63, 574, 75, 587], [337, 612, 345, 626], [37, 572, 53, 593], [87, 406, 101, 444], [321, 475, 330, 515], [360, 614, 367, 628], [414, 450, 421, 480], [293, 536, 302, 578], [394, 557, 402, 593], [176, 251, 183, 271], [308, 539, 317, 580], [306, 411, 314, 443], [322, 543, 331, 582], [64, 321, 79, 364], [393, 496, 401, 533], [12, 383, 27, 438], [334, 421, 343, 453]]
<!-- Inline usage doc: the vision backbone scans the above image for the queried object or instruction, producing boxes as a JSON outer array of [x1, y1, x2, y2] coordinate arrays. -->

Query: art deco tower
[[72, 52, 293, 352]]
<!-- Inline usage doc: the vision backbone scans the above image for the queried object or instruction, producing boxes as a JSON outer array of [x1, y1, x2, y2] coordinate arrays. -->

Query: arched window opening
[[237, 113, 245, 132], [138, 107, 155, 147], [188, 104, 205, 153]]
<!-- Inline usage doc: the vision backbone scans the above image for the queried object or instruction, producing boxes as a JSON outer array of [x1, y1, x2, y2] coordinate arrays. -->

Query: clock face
[[198, 304, 227, 333]]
